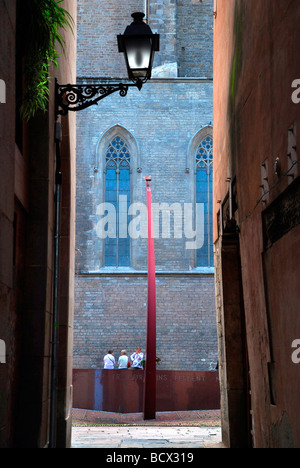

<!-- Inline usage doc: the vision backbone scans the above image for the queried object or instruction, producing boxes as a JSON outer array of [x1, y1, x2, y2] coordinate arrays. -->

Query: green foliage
[[19, 0, 74, 120]]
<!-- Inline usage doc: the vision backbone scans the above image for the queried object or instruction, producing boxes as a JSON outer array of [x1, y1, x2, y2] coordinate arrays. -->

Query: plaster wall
[[213, 0, 300, 448]]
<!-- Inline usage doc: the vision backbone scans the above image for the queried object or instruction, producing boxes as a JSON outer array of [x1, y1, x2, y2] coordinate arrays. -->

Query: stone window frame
[[186, 125, 214, 272], [104, 136, 131, 267], [95, 124, 141, 269]]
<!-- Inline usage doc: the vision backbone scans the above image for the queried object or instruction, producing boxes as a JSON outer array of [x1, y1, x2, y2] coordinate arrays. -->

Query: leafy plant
[[140, 357, 161, 368], [19, 0, 74, 120]]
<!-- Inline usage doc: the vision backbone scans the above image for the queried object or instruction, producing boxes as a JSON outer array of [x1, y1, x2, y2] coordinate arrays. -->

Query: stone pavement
[[72, 425, 223, 448], [71, 409, 225, 449]]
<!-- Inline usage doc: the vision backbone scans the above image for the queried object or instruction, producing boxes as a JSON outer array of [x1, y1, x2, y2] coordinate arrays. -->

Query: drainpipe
[[49, 121, 62, 448]]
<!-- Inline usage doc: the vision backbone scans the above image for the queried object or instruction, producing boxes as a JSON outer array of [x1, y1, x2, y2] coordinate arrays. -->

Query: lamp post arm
[[55, 79, 142, 119]]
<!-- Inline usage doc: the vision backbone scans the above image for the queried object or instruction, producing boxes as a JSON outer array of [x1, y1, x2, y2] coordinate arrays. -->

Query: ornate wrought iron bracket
[[55, 79, 142, 119]]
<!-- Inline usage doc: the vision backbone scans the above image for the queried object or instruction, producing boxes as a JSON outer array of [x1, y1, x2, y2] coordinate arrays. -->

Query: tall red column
[[144, 176, 157, 420]]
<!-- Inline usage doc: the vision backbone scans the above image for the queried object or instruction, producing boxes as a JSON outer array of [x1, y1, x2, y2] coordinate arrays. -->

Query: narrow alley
[[0, 0, 299, 449]]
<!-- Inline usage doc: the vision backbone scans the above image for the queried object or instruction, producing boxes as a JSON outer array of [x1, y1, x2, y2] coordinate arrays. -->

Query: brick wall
[[77, 0, 214, 78], [177, 0, 214, 77], [73, 273, 217, 371], [75, 79, 213, 272], [74, 0, 217, 373], [77, 0, 146, 78]]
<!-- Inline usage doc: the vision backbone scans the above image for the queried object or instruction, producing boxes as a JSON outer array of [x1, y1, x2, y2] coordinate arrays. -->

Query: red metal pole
[[144, 176, 156, 420]]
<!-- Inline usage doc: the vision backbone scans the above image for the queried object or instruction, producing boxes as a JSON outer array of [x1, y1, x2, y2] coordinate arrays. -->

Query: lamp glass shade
[[125, 37, 152, 78], [118, 13, 159, 83]]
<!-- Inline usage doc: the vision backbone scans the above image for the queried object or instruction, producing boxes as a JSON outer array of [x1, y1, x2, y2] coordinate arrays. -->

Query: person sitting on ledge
[[103, 350, 115, 369], [131, 347, 144, 369], [118, 350, 130, 369]]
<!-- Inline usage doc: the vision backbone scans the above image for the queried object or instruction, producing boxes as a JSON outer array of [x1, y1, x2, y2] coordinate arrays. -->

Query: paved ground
[[72, 409, 221, 426], [72, 425, 223, 448], [71, 409, 225, 449]]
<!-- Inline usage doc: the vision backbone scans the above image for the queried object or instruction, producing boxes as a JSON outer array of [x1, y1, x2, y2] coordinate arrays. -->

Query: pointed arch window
[[196, 135, 214, 267], [105, 136, 131, 266]]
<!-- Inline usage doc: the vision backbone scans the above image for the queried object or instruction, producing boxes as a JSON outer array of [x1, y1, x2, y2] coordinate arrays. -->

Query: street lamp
[[118, 12, 159, 89], [55, 12, 159, 118]]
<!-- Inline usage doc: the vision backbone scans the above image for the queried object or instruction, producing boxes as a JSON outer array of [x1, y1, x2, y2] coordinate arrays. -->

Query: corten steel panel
[[157, 371, 220, 412], [73, 370, 97, 410], [73, 369, 220, 413]]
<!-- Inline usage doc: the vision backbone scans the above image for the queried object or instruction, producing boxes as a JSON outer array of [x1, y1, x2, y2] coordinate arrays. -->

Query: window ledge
[[76, 267, 215, 276]]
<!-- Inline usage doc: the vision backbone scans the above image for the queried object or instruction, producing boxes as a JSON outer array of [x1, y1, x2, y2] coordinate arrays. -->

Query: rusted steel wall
[[73, 370, 220, 413]]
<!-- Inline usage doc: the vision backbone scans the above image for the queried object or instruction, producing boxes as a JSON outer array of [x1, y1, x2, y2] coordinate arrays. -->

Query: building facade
[[74, 0, 218, 371], [0, 0, 76, 448], [213, 0, 300, 448]]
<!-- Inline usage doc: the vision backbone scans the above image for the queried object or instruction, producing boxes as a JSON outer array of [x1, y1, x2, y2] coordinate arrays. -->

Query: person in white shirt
[[118, 350, 129, 369], [131, 347, 144, 369], [103, 350, 115, 369]]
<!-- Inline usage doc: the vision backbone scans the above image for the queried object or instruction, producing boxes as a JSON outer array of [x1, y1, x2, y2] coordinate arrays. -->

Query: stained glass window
[[196, 136, 214, 267], [105, 136, 130, 267]]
